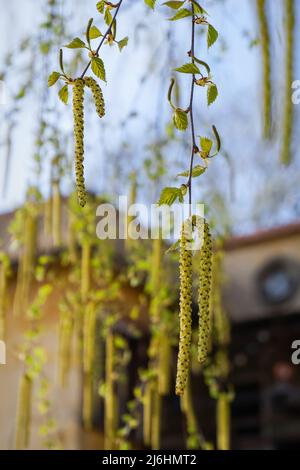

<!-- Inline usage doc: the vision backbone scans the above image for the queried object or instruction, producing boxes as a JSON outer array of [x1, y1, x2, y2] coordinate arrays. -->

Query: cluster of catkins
[[72, 77, 105, 207], [176, 218, 212, 396]]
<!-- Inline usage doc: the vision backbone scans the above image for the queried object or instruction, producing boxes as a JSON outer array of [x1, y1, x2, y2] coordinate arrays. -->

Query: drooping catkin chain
[[176, 222, 193, 396], [15, 374, 32, 450], [280, 0, 295, 165], [151, 383, 161, 450], [82, 302, 97, 430], [81, 239, 91, 303], [158, 336, 171, 396], [216, 393, 231, 451], [198, 222, 213, 365], [72, 79, 87, 207], [0, 255, 9, 341], [256, 0, 272, 138], [84, 77, 105, 119], [143, 380, 153, 447], [105, 332, 117, 450], [58, 306, 73, 387]]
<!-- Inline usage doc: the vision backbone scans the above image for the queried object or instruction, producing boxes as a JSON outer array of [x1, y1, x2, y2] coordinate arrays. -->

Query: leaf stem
[[80, 0, 124, 79], [187, 5, 197, 215]]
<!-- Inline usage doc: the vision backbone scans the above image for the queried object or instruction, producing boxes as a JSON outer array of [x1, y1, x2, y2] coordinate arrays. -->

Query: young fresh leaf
[[173, 108, 188, 131], [177, 165, 207, 178], [174, 62, 200, 74], [91, 57, 106, 81], [88, 25, 102, 40], [65, 37, 86, 49], [144, 0, 156, 8], [169, 8, 192, 20], [163, 1, 184, 9], [207, 83, 218, 105], [104, 7, 113, 25], [48, 71, 61, 87], [96, 0, 105, 13], [200, 137, 213, 153], [158, 187, 183, 206], [118, 36, 129, 52], [207, 24, 218, 48], [58, 84, 69, 105], [191, 1, 207, 15]]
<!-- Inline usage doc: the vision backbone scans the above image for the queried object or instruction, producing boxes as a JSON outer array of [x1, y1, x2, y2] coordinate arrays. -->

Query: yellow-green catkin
[[217, 393, 230, 450], [176, 223, 193, 396], [44, 193, 52, 239], [52, 181, 62, 247], [15, 208, 38, 314], [82, 303, 97, 430], [73, 79, 87, 207], [198, 222, 212, 365], [181, 375, 198, 449], [81, 239, 91, 303], [0, 255, 9, 340], [15, 374, 32, 450], [256, 0, 272, 138], [151, 383, 161, 450], [105, 332, 117, 450], [58, 306, 73, 387], [143, 381, 152, 447], [280, 0, 295, 165], [84, 76, 105, 119], [125, 171, 137, 247]]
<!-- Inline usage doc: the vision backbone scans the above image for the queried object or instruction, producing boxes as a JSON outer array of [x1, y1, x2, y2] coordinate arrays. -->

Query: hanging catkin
[[151, 382, 161, 450], [280, 0, 295, 165], [52, 181, 62, 247], [15, 374, 32, 450], [217, 393, 230, 450], [176, 222, 193, 396], [104, 332, 117, 450], [81, 239, 91, 303], [256, 0, 271, 138], [143, 380, 152, 447], [58, 306, 73, 387], [198, 221, 212, 365], [84, 76, 105, 118], [158, 336, 171, 396], [82, 303, 97, 430], [0, 254, 9, 341], [72, 78, 87, 207]]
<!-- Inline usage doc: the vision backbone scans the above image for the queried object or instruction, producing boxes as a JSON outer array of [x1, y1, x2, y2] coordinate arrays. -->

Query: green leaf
[[48, 71, 61, 87], [104, 7, 113, 25], [169, 8, 192, 20], [158, 187, 183, 206], [65, 37, 86, 49], [173, 108, 188, 131], [207, 24, 218, 48], [118, 36, 129, 51], [88, 25, 102, 39], [174, 62, 200, 74], [96, 1, 105, 13], [58, 84, 69, 104], [91, 57, 106, 82], [191, 1, 207, 15], [200, 137, 213, 153], [177, 165, 207, 178], [144, 0, 156, 8], [207, 83, 218, 106], [163, 1, 184, 9]]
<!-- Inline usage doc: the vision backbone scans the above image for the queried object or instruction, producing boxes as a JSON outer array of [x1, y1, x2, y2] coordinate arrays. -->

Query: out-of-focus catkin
[[256, 0, 271, 138], [15, 374, 32, 450], [281, 0, 295, 165], [176, 222, 193, 396], [217, 393, 231, 450], [72, 79, 86, 207], [84, 76, 105, 119], [198, 221, 212, 364]]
